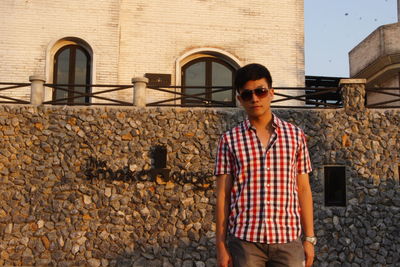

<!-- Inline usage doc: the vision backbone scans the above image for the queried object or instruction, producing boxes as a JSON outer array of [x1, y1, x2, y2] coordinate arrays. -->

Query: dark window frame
[[182, 57, 235, 106], [53, 44, 91, 104], [324, 166, 346, 207]]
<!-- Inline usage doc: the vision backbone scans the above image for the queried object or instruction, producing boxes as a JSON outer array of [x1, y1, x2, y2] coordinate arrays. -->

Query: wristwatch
[[304, 236, 317, 245]]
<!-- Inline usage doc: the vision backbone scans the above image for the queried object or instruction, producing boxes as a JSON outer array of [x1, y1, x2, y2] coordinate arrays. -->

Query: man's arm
[[216, 174, 233, 267], [297, 173, 315, 267]]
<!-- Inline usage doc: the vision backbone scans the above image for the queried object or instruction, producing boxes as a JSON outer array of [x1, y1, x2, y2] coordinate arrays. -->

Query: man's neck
[[249, 112, 273, 131]]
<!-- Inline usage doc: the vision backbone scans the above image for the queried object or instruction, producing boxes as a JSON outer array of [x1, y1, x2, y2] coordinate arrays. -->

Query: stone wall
[[0, 105, 235, 267], [0, 84, 399, 266]]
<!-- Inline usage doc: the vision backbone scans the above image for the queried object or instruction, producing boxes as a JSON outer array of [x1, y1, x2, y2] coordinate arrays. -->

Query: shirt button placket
[[266, 165, 272, 226]]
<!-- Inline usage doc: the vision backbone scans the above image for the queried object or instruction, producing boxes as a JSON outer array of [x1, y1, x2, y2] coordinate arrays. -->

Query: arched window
[[182, 57, 235, 106], [53, 45, 91, 104]]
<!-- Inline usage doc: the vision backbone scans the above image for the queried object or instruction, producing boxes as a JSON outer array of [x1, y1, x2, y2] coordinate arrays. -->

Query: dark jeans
[[228, 235, 305, 267]]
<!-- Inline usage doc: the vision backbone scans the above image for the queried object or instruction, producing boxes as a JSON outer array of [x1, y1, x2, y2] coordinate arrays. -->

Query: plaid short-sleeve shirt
[[214, 114, 312, 244]]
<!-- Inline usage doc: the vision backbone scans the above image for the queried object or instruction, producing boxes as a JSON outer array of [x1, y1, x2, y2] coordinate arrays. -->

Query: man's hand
[[303, 241, 314, 267], [217, 243, 233, 267]]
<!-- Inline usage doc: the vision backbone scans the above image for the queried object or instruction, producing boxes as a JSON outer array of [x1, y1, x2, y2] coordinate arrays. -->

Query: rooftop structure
[[349, 1, 400, 107], [349, 22, 400, 88]]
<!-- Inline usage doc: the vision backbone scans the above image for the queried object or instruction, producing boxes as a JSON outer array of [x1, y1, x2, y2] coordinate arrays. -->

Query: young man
[[215, 63, 315, 267]]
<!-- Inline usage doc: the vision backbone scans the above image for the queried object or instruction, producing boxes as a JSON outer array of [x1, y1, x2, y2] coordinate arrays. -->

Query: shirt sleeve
[[214, 135, 233, 176], [297, 130, 312, 174]]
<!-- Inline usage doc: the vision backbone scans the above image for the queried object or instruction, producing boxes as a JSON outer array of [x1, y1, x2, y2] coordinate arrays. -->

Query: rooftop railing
[[43, 83, 134, 106], [146, 86, 236, 107], [0, 82, 31, 104], [365, 88, 400, 108], [146, 85, 342, 108], [272, 87, 341, 108], [0, 76, 398, 109]]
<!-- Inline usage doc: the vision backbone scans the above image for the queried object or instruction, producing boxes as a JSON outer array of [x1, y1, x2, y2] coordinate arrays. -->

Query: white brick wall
[[0, 0, 304, 103]]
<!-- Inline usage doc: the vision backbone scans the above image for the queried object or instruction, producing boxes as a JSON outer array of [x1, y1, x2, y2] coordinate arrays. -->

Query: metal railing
[[43, 83, 134, 106], [0, 82, 343, 108], [147, 85, 342, 108], [272, 87, 342, 108], [0, 82, 31, 104], [365, 88, 400, 108], [146, 86, 236, 107], [3, 80, 399, 109]]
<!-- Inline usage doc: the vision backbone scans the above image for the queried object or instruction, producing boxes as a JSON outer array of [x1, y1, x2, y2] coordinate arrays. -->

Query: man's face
[[237, 78, 274, 119]]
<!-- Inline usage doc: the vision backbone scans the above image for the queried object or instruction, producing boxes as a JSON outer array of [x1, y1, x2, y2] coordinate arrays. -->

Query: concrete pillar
[[339, 78, 366, 113], [132, 77, 149, 107], [29, 75, 46, 105]]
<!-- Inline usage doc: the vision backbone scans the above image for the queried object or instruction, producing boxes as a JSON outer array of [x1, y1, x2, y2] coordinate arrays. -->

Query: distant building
[[349, 11, 400, 107], [0, 0, 305, 106]]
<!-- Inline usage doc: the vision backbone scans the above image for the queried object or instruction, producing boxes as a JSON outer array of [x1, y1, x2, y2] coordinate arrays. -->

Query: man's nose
[[251, 92, 259, 102]]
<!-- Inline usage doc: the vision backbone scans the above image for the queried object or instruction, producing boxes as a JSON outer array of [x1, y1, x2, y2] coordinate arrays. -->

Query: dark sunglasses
[[239, 88, 269, 101]]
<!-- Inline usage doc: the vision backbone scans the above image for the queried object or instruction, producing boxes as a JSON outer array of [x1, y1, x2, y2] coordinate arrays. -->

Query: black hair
[[234, 63, 273, 92]]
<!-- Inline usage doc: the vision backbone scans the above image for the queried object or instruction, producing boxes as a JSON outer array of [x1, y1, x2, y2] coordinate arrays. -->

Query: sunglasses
[[239, 88, 269, 101]]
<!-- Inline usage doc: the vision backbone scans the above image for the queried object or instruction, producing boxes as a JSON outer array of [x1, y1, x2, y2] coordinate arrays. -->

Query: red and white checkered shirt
[[215, 114, 312, 244]]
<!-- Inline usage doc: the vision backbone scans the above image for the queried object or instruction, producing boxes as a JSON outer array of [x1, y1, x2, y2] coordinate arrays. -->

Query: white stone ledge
[[339, 79, 367, 85]]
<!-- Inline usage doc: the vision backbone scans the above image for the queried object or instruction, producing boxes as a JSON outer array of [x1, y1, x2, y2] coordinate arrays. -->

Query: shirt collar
[[244, 113, 282, 131]]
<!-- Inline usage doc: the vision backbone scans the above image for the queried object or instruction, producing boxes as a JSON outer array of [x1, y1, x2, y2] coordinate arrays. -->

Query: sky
[[305, 0, 398, 77]]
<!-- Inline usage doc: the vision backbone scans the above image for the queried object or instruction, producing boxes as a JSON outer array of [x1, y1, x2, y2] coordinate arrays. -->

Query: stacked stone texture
[[0, 103, 399, 266]]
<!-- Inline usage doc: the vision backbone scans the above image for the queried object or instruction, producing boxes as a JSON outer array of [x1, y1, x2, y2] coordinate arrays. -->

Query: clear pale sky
[[305, 0, 397, 77]]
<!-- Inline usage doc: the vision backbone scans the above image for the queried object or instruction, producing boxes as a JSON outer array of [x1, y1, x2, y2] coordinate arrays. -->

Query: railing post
[[339, 79, 366, 113], [132, 77, 149, 107], [29, 75, 46, 105]]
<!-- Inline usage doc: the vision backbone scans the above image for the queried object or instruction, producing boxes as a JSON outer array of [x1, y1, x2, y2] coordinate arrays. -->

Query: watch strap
[[304, 236, 317, 245]]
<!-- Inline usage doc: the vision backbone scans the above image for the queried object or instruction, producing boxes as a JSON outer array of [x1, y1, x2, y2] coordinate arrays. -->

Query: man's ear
[[269, 88, 274, 98], [236, 94, 243, 106]]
